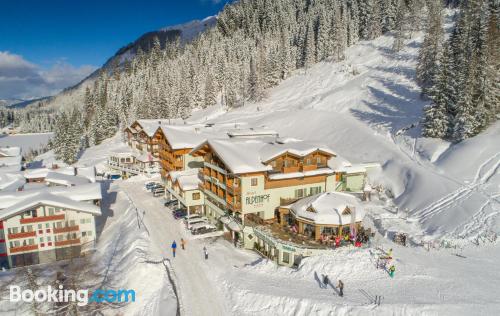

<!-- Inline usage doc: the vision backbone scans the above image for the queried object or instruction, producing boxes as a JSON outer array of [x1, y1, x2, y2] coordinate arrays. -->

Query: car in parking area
[[173, 209, 187, 219], [190, 223, 218, 235], [184, 214, 201, 221], [185, 217, 208, 228], [152, 187, 165, 197], [164, 200, 178, 207], [146, 182, 161, 191]]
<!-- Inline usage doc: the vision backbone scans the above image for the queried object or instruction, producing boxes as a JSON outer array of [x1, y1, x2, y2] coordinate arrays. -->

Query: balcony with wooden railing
[[8, 231, 36, 240], [20, 214, 65, 224], [283, 166, 300, 173], [10, 244, 38, 254], [55, 238, 81, 247], [54, 225, 79, 234]]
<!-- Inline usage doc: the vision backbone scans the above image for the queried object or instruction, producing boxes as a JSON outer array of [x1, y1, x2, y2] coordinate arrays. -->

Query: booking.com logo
[[9, 285, 136, 306]]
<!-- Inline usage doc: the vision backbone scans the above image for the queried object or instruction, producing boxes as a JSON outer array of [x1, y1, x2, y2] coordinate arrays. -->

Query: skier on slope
[[181, 238, 186, 250], [203, 246, 208, 260], [171, 241, 177, 258], [337, 280, 344, 297]]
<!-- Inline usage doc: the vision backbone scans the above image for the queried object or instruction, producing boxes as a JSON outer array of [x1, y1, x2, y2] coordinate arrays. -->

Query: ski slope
[[189, 30, 500, 245]]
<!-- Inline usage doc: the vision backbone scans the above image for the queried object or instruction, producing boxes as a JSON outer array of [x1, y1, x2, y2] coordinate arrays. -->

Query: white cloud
[[0, 51, 97, 100]]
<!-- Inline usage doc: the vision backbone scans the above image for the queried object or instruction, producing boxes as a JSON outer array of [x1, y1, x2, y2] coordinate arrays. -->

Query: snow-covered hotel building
[[0, 183, 101, 269], [190, 139, 338, 230]]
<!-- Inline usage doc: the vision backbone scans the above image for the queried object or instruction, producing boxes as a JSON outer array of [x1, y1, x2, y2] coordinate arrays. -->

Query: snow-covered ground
[[0, 133, 52, 154], [4, 16, 499, 315], [188, 31, 500, 246], [117, 176, 500, 315]]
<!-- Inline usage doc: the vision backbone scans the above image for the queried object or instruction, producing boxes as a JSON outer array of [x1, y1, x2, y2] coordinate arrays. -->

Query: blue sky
[[0, 0, 231, 99]]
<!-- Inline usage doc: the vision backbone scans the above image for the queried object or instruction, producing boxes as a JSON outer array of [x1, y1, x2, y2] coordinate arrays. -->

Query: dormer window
[[342, 207, 352, 215], [306, 206, 317, 213]]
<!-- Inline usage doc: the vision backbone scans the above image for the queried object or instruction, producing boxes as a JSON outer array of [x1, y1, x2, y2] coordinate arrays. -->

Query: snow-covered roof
[[169, 169, 201, 191], [24, 168, 49, 179], [54, 166, 76, 176], [0, 146, 21, 157], [268, 168, 334, 180], [192, 138, 337, 174], [136, 119, 171, 137], [76, 166, 96, 183], [45, 171, 91, 187], [159, 125, 208, 150], [0, 172, 25, 192], [135, 153, 159, 162], [0, 147, 22, 174], [259, 138, 336, 162], [0, 182, 102, 209], [0, 192, 101, 220], [288, 192, 365, 226], [194, 139, 273, 174], [0, 163, 22, 173], [227, 128, 279, 138], [328, 155, 367, 174], [177, 174, 202, 191]]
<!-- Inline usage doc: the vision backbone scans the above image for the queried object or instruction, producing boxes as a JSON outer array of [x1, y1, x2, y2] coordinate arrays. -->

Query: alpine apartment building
[[0, 183, 102, 269]]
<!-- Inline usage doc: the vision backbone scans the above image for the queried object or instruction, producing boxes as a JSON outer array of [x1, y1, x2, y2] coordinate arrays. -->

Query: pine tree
[[416, 0, 444, 91]]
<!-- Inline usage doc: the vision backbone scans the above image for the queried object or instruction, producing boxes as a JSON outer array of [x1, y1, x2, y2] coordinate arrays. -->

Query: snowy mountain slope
[[188, 30, 499, 244], [35, 16, 218, 113], [161, 16, 217, 43]]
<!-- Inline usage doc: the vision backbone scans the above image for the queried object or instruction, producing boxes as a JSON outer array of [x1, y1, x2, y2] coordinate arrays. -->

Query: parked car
[[183, 214, 201, 221], [152, 187, 165, 197], [145, 182, 159, 190], [191, 223, 217, 235], [173, 210, 187, 219], [149, 183, 163, 192], [185, 217, 208, 228], [164, 200, 178, 207]]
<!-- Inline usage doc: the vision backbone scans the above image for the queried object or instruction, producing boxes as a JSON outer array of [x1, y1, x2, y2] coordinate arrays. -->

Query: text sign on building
[[245, 194, 270, 206]]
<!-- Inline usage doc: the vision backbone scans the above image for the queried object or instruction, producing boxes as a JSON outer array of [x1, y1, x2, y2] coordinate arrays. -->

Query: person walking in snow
[[337, 280, 344, 297], [323, 275, 329, 288], [389, 265, 396, 278], [181, 238, 186, 250], [171, 241, 177, 258], [203, 246, 208, 260]]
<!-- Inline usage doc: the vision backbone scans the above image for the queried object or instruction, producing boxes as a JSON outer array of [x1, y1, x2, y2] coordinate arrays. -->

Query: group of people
[[171, 238, 209, 260], [377, 248, 396, 278], [321, 275, 344, 297]]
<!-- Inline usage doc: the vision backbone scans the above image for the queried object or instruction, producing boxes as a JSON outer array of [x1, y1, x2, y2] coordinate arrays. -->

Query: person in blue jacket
[[171, 240, 177, 258]]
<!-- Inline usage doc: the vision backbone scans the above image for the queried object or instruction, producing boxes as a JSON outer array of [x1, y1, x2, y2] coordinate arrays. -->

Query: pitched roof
[[0, 192, 101, 220], [288, 192, 365, 225], [0, 182, 102, 209], [259, 138, 336, 162], [136, 119, 171, 137], [45, 171, 91, 187], [0, 172, 25, 192], [191, 138, 336, 174]]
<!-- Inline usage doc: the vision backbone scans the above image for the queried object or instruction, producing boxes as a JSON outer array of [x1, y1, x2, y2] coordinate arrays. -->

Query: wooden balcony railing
[[20, 214, 65, 224], [55, 238, 81, 247], [302, 164, 317, 172], [54, 225, 79, 234], [8, 231, 36, 239], [283, 166, 300, 173], [10, 244, 38, 254]]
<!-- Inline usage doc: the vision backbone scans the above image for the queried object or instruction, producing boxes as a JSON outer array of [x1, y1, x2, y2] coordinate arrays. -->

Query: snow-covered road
[[119, 180, 229, 316]]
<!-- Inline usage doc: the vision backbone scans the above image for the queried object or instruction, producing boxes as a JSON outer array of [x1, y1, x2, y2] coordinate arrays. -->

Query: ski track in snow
[[414, 153, 500, 223]]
